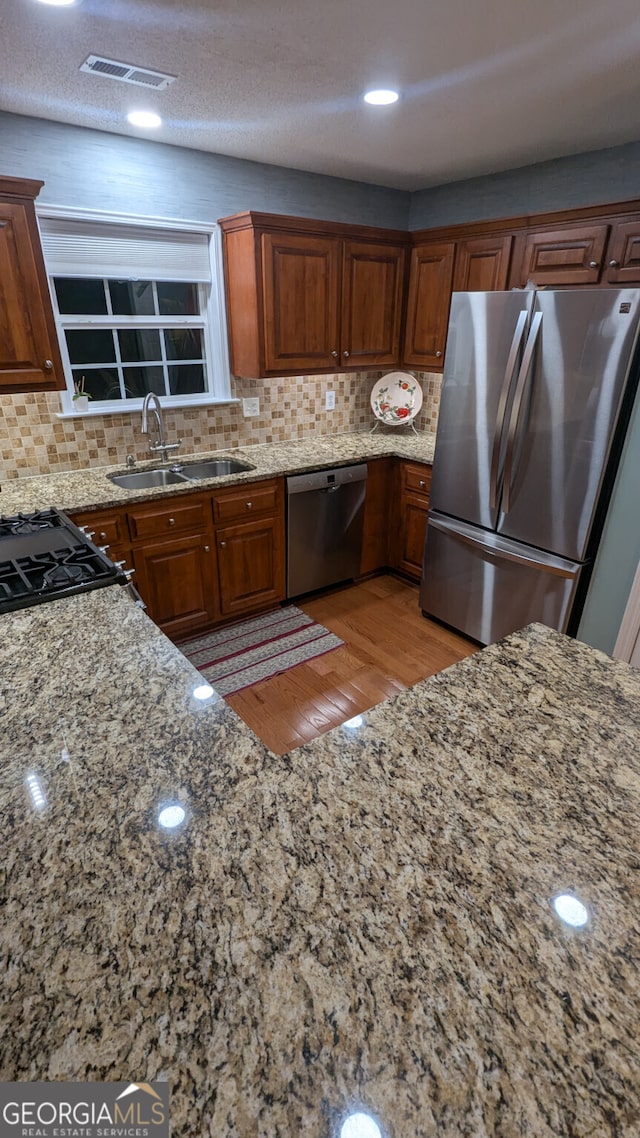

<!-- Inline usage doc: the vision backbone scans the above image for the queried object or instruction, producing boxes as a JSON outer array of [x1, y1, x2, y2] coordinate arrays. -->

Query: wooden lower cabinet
[[132, 532, 218, 638], [360, 457, 392, 575], [73, 478, 286, 638], [217, 515, 285, 617], [391, 462, 431, 581]]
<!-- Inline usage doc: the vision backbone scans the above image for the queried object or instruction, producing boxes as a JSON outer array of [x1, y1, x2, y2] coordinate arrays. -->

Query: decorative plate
[[370, 372, 423, 426]]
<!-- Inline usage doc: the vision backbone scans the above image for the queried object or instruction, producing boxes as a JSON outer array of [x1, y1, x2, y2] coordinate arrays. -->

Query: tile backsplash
[[0, 371, 442, 479]]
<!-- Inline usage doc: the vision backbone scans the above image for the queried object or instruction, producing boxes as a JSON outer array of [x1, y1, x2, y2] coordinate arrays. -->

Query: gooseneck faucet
[[141, 392, 181, 463]]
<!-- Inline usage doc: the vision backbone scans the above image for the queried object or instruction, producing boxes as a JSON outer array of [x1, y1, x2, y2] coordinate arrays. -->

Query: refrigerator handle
[[489, 309, 530, 508], [502, 310, 543, 514], [428, 513, 580, 578]]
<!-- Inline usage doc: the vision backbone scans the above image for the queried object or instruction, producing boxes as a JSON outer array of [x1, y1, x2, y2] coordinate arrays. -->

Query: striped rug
[[180, 606, 344, 696]]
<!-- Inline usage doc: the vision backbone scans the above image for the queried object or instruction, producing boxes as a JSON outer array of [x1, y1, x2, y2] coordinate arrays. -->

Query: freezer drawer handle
[[502, 310, 543, 514], [428, 515, 579, 578], [489, 309, 529, 508]]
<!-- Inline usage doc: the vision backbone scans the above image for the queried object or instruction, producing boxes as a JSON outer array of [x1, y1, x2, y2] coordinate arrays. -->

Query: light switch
[[325, 390, 336, 410], [242, 397, 260, 417]]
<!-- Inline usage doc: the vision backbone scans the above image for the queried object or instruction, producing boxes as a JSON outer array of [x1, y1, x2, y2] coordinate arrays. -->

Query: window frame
[[36, 204, 234, 417]]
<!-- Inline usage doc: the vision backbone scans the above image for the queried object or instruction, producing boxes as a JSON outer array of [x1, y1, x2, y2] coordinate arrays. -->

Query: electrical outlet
[[325, 390, 336, 411], [242, 397, 260, 417]]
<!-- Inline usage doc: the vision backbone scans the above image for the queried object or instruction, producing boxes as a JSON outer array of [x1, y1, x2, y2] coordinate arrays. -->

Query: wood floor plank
[[225, 575, 477, 755]]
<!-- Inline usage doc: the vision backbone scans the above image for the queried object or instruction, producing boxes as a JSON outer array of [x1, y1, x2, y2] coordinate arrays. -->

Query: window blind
[[39, 217, 212, 282]]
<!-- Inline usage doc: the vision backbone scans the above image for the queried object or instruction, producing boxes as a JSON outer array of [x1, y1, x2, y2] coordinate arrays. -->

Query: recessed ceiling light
[[552, 893, 589, 928], [363, 89, 399, 106], [341, 1112, 383, 1138], [158, 803, 186, 829], [127, 110, 162, 130]]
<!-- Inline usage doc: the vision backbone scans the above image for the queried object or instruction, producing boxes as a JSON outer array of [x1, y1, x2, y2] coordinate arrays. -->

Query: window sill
[[56, 397, 240, 419]]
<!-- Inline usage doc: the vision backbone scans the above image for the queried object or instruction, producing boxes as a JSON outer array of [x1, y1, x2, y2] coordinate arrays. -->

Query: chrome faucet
[[140, 392, 181, 463]]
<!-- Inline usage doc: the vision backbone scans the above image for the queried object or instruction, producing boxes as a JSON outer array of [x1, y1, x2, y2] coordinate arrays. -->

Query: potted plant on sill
[[73, 376, 92, 413]]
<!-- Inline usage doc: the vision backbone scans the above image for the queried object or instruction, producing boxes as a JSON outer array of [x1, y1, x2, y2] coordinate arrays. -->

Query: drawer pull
[[204, 545, 210, 553], [246, 501, 252, 509], [43, 359, 53, 371], [99, 531, 107, 540], [220, 541, 227, 548], [589, 261, 599, 269], [609, 259, 620, 268], [435, 350, 442, 358], [168, 517, 175, 526], [419, 479, 425, 488]]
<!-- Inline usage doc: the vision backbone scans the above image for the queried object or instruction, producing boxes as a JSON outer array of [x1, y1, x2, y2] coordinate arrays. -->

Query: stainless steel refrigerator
[[420, 288, 640, 645]]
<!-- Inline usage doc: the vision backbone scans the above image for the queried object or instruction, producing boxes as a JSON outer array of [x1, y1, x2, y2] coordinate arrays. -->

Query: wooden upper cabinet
[[403, 241, 455, 371], [453, 234, 513, 292], [603, 218, 640, 284], [262, 231, 341, 373], [219, 211, 407, 377], [341, 240, 406, 368], [0, 176, 65, 393], [510, 223, 609, 287]]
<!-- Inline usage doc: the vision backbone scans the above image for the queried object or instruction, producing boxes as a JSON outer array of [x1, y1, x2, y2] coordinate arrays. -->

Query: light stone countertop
[[0, 430, 436, 516], [2, 585, 640, 1137]]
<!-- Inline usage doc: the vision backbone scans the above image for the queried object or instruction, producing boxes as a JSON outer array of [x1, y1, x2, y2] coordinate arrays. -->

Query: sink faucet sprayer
[[141, 392, 182, 464]]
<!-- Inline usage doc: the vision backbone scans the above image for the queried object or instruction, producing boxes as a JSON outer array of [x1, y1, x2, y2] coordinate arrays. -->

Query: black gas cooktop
[[0, 508, 126, 613]]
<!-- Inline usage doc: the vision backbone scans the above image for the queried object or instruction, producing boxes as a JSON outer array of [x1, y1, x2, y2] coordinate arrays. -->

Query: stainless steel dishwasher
[[286, 464, 368, 598]]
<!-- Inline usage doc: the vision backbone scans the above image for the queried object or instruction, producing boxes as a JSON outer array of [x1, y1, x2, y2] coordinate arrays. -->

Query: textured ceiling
[[2, 0, 640, 190]]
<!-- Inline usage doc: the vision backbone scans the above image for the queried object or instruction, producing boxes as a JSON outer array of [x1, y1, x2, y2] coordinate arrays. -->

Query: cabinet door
[[391, 463, 431, 581], [513, 223, 608, 286], [132, 533, 217, 638], [0, 200, 65, 392], [341, 241, 405, 369], [360, 457, 393, 575], [453, 234, 513, 292], [216, 516, 285, 618], [403, 242, 455, 370], [604, 219, 640, 284], [261, 232, 341, 373]]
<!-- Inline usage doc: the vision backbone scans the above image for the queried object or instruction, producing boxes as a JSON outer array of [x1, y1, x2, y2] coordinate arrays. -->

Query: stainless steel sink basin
[[108, 468, 190, 489], [180, 459, 255, 479], [108, 458, 255, 490]]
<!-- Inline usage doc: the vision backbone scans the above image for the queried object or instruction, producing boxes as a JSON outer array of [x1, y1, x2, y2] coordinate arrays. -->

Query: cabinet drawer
[[402, 463, 431, 497], [213, 480, 280, 523], [71, 509, 127, 548], [127, 495, 208, 541]]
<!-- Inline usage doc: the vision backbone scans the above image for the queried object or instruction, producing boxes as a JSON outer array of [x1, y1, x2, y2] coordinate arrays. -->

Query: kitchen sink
[[179, 459, 255, 479], [108, 458, 255, 490], [108, 468, 190, 489]]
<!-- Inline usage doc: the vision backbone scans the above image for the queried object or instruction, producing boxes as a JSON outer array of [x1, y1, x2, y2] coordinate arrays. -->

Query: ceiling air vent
[[80, 56, 176, 90]]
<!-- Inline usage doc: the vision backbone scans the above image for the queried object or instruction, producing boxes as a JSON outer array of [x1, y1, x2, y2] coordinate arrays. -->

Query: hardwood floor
[[225, 574, 478, 755]]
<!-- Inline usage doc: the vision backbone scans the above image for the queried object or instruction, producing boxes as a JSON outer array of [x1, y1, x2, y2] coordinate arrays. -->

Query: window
[[38, 209, 232, 414]]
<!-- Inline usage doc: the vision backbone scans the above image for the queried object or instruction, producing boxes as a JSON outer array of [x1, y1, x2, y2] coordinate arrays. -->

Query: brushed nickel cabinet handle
[[204, 545, 210, 552], [331, 350, 338, 358], [343, 350, 350, 358], [168, 517, 175, 526], [43, 359, 53, 370], [435, 350, 442, 357], [419, 479, 426, 488], [220, 540, 226, 548], [609, 259, 620, 268], [246, 501, 252, 509], [589, 261, 599, 269]]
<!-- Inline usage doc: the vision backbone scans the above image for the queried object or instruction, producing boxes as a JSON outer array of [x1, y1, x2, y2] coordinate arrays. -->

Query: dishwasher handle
[[286, 463, 368, 496]]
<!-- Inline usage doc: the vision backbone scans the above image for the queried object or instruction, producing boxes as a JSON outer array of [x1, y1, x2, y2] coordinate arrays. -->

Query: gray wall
[[0, 111, 410, 229], [409, 140, 640, 230]]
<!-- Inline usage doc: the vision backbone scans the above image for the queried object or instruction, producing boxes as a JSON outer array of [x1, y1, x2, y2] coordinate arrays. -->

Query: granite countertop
[[2, 586, 640, 1136], [0, 430, 436, 515]]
